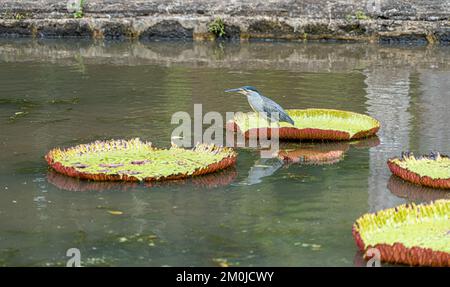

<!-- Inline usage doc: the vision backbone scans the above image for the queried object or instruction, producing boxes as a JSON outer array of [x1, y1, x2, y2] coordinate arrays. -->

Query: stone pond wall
[[0, 0, 449, 44]]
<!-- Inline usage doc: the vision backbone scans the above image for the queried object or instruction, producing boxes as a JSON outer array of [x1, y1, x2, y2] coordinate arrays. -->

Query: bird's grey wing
[[247, 95, 265, 113], [260, 96, 295, 125]]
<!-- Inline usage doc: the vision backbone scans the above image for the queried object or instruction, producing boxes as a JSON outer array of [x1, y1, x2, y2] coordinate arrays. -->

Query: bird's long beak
[[225, 88, 243, 93]]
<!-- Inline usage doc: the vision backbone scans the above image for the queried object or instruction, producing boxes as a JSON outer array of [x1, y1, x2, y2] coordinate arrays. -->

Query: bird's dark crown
[[241, 86, 259, 93]]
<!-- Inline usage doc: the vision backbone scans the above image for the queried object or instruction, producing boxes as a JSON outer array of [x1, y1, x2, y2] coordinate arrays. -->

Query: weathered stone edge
[[0, 16, 449, 44]]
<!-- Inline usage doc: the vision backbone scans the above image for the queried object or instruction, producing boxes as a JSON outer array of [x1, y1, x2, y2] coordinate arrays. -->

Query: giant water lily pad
[[227, 109, 380, 140], [388, 152, 450, 189], [353, 200, 450, 267], [45, 138, 237, 182]]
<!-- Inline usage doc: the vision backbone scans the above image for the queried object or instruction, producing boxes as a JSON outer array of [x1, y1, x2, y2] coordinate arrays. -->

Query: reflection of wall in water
[[416, 71, 450, 153], [364, 68, 412, 212]]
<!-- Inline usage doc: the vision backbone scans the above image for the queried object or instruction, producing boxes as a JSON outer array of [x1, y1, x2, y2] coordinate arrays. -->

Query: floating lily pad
[[353, 200, 450, 267], [45, 138, 236, 182], [388, 152, 450, 189], [227, 109, 380, 140]]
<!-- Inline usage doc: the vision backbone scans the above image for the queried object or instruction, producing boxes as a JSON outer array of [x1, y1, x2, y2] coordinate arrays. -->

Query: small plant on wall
[[355, 11, 370, 20], [67, 0, 86, 19], [346, 10, 370, 21], [208, 17, 226, 38]]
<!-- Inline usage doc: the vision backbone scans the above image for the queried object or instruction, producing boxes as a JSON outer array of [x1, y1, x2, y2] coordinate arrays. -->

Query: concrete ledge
[[0, 1, 449, 44]]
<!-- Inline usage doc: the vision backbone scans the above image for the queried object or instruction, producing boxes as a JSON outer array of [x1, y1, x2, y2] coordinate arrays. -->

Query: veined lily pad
[[353, 200, 450, 267], [45, 138, 237, 182], [388, 152, 450, 189], [227, 109, 380, 140]]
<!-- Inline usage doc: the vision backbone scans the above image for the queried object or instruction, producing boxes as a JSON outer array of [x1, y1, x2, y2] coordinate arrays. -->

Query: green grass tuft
[[346, 11, 370, 21], [70, 0, 86, 19], [208, 17, 226, 38]]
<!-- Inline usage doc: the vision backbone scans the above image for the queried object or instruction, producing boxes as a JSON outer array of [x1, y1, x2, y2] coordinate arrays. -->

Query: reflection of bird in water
[[429, 151, 441, 160], [225, 86, 295, 125], [235, 138, 381, 186], [237, 147, 343, 186], [235, 158, 284, 186]]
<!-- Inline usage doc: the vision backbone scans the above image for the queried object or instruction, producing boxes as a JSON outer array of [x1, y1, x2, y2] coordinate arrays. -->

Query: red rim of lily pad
[[388, 153, 450, 189], [352, 200, 450, 267], [226, 109, 380, 141], [45, 139, 237, 182]]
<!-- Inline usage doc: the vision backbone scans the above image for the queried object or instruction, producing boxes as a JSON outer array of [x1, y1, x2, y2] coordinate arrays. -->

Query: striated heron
[[225, 86, 295, 125]]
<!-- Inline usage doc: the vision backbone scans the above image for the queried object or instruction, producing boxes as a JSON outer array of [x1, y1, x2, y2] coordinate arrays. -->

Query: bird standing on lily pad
[[225, 86, 295, 125]]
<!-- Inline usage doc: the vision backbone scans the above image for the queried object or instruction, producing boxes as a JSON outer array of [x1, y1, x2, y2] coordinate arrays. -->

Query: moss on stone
[[303, 23, 333, 35], [339, 23, 367, 35], [248, 20, 295, 35], [139, 21, 193, 41]]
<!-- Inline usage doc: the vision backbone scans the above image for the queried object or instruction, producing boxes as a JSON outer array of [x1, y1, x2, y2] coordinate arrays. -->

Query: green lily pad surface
[[355, 200, 450, 253], [46, 138, 236, 181], [391, 155, 450, 180], [233, 109, 379, 138]]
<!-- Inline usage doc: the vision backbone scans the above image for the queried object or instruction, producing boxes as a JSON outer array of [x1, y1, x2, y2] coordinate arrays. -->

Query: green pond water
[[0, 39, 449, 267]]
